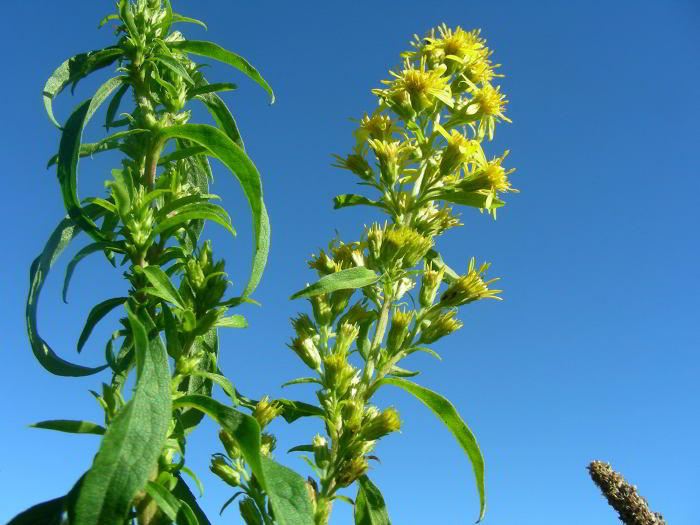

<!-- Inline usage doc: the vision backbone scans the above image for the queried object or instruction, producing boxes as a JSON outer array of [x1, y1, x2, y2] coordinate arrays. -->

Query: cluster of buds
[[181, 241, 230, 311]]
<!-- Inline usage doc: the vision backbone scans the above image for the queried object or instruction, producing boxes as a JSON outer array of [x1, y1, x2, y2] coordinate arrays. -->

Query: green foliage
[[16, 4, 517, 525]]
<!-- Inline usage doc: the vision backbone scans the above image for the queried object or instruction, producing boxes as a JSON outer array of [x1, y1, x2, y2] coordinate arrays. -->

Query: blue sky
[[2, 1, 698, 524]]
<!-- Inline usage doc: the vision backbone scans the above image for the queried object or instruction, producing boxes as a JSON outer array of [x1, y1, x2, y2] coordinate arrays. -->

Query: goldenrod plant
[[209, 24, 517, 525], [10, 2, 516, 523]]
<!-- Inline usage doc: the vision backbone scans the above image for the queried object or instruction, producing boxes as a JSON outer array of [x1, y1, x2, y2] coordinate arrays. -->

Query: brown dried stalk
[[587, 460, 666, 525]]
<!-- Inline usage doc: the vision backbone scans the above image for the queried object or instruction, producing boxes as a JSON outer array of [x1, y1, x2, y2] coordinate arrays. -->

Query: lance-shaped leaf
[[193, 83, 244, 149], [188, 371, 237, 405], [291, 267, 379, 300], [47, 129, 147, 168], [172, 395, 314, 525], [57, 78, 127, 243], [333, 194, 385, 210], [30, 419, 106, 436], [77, 297, 128, 353], [172, 473, 211, 525], [276, 399, 325, 424], [43, 46, 124, 128], [105, 81, 130, 131], [6, 496, 65, 525], [154, 124, 270, 297], [145, 482, 198, 525], [72, 305, 171, 524], [172, 13, 208, 30], [188, 82, 236, 98], [26, 208, 109, 376], [178, 329, 217, 431], [150, 204, 236, 240], [214, 314, 247, 329], [376, 377, 486, 522], [152, 55, 195, 85], [142, 265, 187, 310], [355, 475, 392, 525], [168, 40, 274, 103]]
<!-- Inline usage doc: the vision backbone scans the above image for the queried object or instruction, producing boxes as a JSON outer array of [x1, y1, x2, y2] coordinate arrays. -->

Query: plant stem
[[363, 284, 393, 384]]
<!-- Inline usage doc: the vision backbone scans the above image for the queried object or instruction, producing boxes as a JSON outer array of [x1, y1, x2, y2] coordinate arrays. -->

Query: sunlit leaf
[[168, 40, 274, 103], [290, 267, 379, 300], [355, 475, 391, 525], [333, 194, 385, 210], [30, 419, 106, 436], [172, 13, 208, 30], [63, 241, 126, 302], [145, 482, 198, 525], [171, 395, 314, 525], [43, 47, 123, 128], [142, 265, 187, 310], [26, 208, 109, 376], [72, 305, 171, 524], [154, 124, 269, 297], [377, 377, 486, 522], [77, 297, 128, 353]]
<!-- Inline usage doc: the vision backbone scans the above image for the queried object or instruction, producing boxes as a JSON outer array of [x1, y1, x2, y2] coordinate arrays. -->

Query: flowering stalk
[[279, 23, 518, 524]]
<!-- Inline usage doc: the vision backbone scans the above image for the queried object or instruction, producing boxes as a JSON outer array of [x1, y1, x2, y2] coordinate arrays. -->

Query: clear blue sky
[[2, 1, 698, 524]]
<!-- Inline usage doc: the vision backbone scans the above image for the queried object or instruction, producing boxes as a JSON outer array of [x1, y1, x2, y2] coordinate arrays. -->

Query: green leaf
[[72, 305, 171, 524], [63, 241, 126, 302], [142, 265, 187, 310], [280, 377, 324, 388], [386, 365, 420, 378], [168, 40, 274, 103], [171, 395, 314, 525], [152, 55, 195, 85], [30, 419, 106, 435], [57, 92, 120, 242], [405, 346, 442, 361], [172, 473, 211, 525], [180, 466, 204, 498], [171, 13, 208, 30], [77, 297, 127, 353], [188, 371, 237, 405], [145, 482, 198, 525], [276, 399, 325, 423], [47, 129, 147, 168], [26, 209, 109, 376], [158, 145, 208, 166], [178, 329, 218, 431], [378, 377, 486, 522], [188, 82, 237, 97], [6, 497, 65, 525], [154, 124, 269, 297], [287, 444, 314, 454], [151, 205, 236, 239], [355, 475, 391, 525], [43, 47, 123, 128], [195, 91, 244, 149], [213, 314, 247, 328], [154, 194, 220, 221], [333, 194, 384, 210], [162, 303, 183, 358], [290, 267, 379, 300]]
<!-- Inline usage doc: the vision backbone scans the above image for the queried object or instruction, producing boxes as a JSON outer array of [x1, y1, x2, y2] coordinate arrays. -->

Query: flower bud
[[175, 354, 201, 375], [418, 310, 463, 344], [308, 249, 336, 276], [341, 399, 364, 433], [210, 456, 241, 488], [368, 139, 405, 186], [331, 153, 374, 181], [289, 335, 322, 371], [219, 429, 241, 459], [380, 225, 433, 269], [419, 263, 445, 307], [253, 396, 283, 429], [323, 354, 357, 397], [310, 294, 332, 326], [439, 258, 501, 307], [361, 407, 402, 441], [333, 322, 359, 356], [336, 456, 369, 488], [392, 276, 415, 300], [330, 289, 354, 318], [366, 223, 384, 266], [312, 434, 330, 469], [387, 309, 413, 353], [260, 432, 277, 457]]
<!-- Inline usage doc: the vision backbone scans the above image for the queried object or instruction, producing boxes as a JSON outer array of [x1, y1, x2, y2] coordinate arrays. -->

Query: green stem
[[362, 284, 393, 383]]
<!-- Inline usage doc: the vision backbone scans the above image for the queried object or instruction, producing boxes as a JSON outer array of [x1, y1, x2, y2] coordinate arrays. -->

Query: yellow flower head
[[424, 25, 489, 72], [460, 150, 517, 194], [367, 138, 411, 185], [374, 57, 454, 115], [435, 124, 481, 175], [353, 112, 400, 145], [463, 80, 511, 141], [439, 257, 502, 307]]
